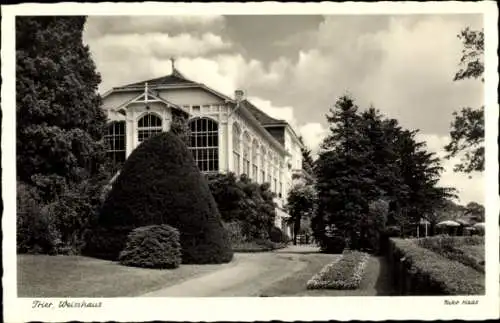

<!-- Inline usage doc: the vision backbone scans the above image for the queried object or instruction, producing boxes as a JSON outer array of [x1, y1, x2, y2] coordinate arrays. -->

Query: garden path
[[140, 245, 322, 297]]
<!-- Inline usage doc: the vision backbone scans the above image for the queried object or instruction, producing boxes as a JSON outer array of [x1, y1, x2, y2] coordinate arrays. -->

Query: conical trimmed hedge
[[89, 131, 233, 264]]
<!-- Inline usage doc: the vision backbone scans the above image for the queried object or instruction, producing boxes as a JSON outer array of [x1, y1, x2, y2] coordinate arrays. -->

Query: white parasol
[[436, 220, 461, 227], [473, 222, 485, 229]]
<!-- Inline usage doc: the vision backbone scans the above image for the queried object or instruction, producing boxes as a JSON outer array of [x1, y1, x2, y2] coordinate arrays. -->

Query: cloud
[[84, 15, 226, 39], [84, 14, 484, 205], [93, 32, 232, 58], [299, 122, 329, 156], [247, 97, 296, 124], [248, 14, 483, 136]]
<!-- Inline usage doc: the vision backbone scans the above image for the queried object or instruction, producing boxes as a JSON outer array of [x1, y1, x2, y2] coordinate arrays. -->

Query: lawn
[[18, 254, 236, 297]]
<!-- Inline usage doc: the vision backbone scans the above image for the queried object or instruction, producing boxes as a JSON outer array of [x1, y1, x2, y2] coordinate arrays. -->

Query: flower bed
[[306, 250, 370, 289], [388, 238, 484, 295]]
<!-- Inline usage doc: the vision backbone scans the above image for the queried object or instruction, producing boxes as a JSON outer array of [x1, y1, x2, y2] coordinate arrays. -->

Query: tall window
[[267, 151, 273, 184], [273, 155, 279, 193], [252, 139, 259, 181], [232, 123, 241, 176], [137, 113, 162, 143], [260, 147, 266, 183], [242, 132, 251, 176], [104, 121, 126, 170], [188, 118, 219, 172], [279, 159, 284, 198]]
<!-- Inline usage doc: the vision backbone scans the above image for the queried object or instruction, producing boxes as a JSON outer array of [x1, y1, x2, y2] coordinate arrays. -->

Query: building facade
[[101, 65, 304, 236]]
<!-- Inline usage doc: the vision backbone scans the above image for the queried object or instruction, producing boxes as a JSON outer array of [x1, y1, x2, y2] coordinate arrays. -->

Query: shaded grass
[[18, 254, 234, 297]]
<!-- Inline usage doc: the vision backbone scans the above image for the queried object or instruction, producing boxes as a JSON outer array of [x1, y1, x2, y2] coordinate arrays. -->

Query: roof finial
[[170, 57, 176, 73]]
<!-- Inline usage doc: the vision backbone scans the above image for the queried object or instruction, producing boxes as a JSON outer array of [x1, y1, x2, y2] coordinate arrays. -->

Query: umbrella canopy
[[473, 222, 485, 229], [455, 217, 472, 226], [436, 220, 461, 227], [419, 218, 430, 225]]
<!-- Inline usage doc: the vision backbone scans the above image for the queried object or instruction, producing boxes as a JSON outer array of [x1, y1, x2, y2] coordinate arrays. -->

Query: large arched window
[[137, 113, 162, 143], [260, 146, 266, 183], [252, 139, 259, 181], [104, 121, 126, 171], [242, 132, 251, 176], [188, 117, 219, 172], [232, 123, 241, 176]]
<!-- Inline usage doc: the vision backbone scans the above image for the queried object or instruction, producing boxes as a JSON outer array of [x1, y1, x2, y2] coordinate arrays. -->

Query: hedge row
[[388, 238, 485, 295], [232, 239, 287, 253], [306, 250, 370, 290]]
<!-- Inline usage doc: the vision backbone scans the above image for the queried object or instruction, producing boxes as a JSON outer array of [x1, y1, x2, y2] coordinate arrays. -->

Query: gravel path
[[140, 251, 310, 297]]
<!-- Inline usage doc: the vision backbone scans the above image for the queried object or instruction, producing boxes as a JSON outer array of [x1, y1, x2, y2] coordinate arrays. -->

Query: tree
[[170, 110, 191, 146], [207, 173, 276, 241], [314, 95, 454, 249], [464, 201, 485, 223], [16, 17, 113, 254], [286, 182, 316, 244], [445, 27, 484, 174], [298, 136, 315, 176], [16, 16, 108, 201], [395, 129, 457, 233], [315, 95, 380, 248], [89, 131, 233, 264]]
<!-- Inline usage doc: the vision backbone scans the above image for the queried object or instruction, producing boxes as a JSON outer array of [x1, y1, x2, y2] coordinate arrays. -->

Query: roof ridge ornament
[[170, 57, 176, 72]]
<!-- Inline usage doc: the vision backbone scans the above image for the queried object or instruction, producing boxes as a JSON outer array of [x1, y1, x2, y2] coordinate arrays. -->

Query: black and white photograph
[[2, 2, 498, 322]]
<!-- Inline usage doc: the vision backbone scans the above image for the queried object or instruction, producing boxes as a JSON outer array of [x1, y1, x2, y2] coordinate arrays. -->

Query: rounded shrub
[[90, 131, 233, 264], [119, 225, 182, 269]]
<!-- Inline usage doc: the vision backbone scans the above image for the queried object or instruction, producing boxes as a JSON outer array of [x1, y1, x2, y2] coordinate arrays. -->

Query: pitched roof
[[242, 100, 286, 126], [117, 68, 197, 89]]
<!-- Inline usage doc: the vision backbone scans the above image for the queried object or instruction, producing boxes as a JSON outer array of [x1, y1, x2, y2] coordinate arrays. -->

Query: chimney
[[234, 89, 245, 103]]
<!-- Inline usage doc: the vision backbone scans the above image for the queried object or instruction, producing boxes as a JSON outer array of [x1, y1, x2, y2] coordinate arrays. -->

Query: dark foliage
[[320, 235, 346, 254], [16, 16, 108, 201], [119, 225, 182, 269], [269, 226, 290, 244], [92, 131, 233, 264], [17, 182, 60, 254], [445, 27, 484, 174], [82, 226, 132, 260], [16, 16, 112, 254], [314, 95, 454, 250], [207, 172, 276, 240]]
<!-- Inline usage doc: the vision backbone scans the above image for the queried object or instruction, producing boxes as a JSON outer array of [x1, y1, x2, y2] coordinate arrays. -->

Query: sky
[[83, 14, 484, 205]]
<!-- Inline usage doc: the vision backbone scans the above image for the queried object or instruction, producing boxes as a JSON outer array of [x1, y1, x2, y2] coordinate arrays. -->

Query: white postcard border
[[2, 2, 499, 322]]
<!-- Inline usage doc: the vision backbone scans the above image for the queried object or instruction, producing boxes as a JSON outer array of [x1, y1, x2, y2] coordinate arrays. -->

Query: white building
[[101, 62, 305, 236]]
